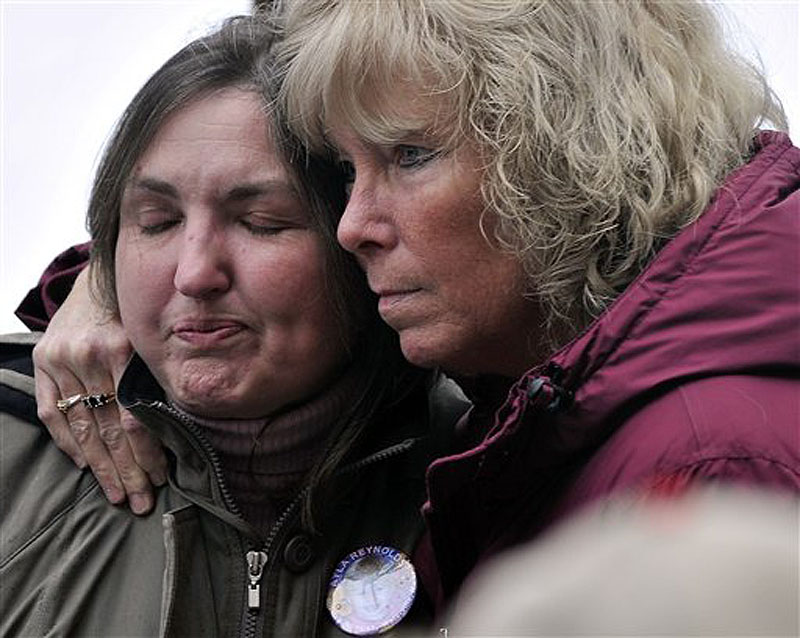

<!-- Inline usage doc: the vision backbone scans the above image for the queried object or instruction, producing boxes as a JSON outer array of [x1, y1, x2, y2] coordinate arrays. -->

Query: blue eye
[[397, 145, 439, 168]]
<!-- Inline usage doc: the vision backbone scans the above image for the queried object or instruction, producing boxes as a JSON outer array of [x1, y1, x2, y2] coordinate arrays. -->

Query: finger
[[34, 367, 86, 467], [108, 355, 168, 488], [107, 355, 167, 512], [55, 373, 126, 505], [120, 407, 169, 487], [92, 400, 157, 515], [62, 359, 146, 509]]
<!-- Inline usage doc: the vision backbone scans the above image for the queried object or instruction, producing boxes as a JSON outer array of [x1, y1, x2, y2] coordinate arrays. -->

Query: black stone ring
[[80, 392, 117, 410]]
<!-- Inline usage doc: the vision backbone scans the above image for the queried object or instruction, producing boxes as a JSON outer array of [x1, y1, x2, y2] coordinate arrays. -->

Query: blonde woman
[[276, 0, 800, 605]]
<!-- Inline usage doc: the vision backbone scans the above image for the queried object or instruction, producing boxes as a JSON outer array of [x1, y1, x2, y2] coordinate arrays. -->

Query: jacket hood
[[548, 131, 799, 450], [441, 131, 800, 467]]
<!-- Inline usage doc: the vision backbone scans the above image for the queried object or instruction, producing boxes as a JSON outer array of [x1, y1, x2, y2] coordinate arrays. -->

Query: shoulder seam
[[0, 481, 100, 570], [652, 454, 800, 484], [0, 369, 35, 397]]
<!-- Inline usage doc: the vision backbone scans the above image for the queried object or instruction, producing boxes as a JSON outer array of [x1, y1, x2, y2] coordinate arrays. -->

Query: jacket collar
[[117, 355, 456, 534]]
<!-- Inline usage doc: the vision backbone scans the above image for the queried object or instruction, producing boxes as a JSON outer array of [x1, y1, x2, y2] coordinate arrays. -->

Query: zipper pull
[[246, 550, 268, 610]]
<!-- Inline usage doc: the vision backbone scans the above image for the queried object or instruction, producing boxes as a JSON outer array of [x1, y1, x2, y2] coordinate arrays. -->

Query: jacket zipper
[[153, 401, 244, 517], [246, 550, 268, 609], [241, 482, 310, 637], [241, 438, 420, 637], [151, 400, 305, 636], [149, 402, 260, 638], [149, 399, 420, 637]]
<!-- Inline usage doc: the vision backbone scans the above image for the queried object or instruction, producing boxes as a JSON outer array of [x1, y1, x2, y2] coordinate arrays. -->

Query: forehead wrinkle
[[126, 176, 180, 200], [224, 181, 299, 202], [326, 99, 445, 151]]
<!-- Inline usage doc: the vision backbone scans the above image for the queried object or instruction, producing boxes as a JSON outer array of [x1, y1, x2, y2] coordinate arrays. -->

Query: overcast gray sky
[[1, 0, 798, 333]]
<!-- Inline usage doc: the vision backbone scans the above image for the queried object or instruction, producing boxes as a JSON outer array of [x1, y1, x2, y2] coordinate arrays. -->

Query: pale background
[[1, 0, 798, 333]]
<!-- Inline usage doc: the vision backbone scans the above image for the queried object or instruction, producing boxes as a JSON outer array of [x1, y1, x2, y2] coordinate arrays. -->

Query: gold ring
[[57, 392, 116, 414], [56, 394, 84, 414]]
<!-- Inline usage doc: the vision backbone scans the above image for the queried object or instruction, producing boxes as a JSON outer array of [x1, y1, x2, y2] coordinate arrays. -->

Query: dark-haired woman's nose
[[173, 221, 232, 299]]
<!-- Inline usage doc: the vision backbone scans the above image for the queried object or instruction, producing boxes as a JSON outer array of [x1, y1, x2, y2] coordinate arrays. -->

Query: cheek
[[253, 244, 352, 371], [290, 249, 347, 342], [246, 241, 333, 318], [420, 214, 487, 286], [115, 236, 138, 314], [412, 179, 484, 247], [115, 235, 171, 328]]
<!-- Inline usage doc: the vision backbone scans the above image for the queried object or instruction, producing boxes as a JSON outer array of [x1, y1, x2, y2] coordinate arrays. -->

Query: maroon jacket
[[420, 131, 800, 605], [15, 242, 92, 331], [16, 133, 800, 611]]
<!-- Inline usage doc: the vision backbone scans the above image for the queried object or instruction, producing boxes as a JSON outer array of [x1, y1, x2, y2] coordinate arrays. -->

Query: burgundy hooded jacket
[[15, 132, 800, 611], [419, 131, 800, 604]]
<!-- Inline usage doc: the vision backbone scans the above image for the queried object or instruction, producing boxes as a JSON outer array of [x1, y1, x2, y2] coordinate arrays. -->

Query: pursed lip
[[170, 318, 246, 346], [374, 288, 422, 312]]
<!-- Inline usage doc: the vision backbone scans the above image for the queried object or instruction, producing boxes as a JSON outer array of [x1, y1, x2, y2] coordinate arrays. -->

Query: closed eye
[[137, 208, 181, 235], [239, 212, 296, 236], [140, 220, 179, 235]]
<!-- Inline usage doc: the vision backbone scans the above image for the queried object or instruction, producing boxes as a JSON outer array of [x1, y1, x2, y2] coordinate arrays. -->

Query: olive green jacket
[[0, 334, 467, 637]]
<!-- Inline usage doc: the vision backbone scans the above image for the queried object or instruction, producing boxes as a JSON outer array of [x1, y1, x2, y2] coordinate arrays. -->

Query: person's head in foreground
[[445, 488, 800, 636], [278, 0, 787, 377]]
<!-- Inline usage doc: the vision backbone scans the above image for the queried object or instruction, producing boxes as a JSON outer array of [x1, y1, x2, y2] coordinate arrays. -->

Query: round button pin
[[327, 545, 417, 636]]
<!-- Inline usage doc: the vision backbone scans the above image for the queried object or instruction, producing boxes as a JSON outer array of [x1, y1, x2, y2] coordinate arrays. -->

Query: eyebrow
[[126, 178, 298, 202], [129, 177, 179, 199], [226, 182, 296, 201]]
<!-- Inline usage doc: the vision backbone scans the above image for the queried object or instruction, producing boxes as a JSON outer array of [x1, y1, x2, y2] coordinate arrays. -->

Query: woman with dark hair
[[1, 15, 464, 637]]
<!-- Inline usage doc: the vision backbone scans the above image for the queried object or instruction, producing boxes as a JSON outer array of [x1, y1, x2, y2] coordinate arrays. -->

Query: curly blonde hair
[[276, 0, 786, 343]]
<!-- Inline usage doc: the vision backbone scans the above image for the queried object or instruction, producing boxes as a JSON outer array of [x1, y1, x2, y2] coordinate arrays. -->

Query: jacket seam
[[652, 454, 800, 484], [680, 143, 797, 275], [0, 480, 100, 569], [628, 138, 795, 323], [676, 384, 707, 452]]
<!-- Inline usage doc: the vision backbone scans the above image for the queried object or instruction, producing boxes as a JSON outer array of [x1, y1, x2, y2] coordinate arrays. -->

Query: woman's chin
[[398, 329, 456, 372], [164, 369, 247, 418]]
